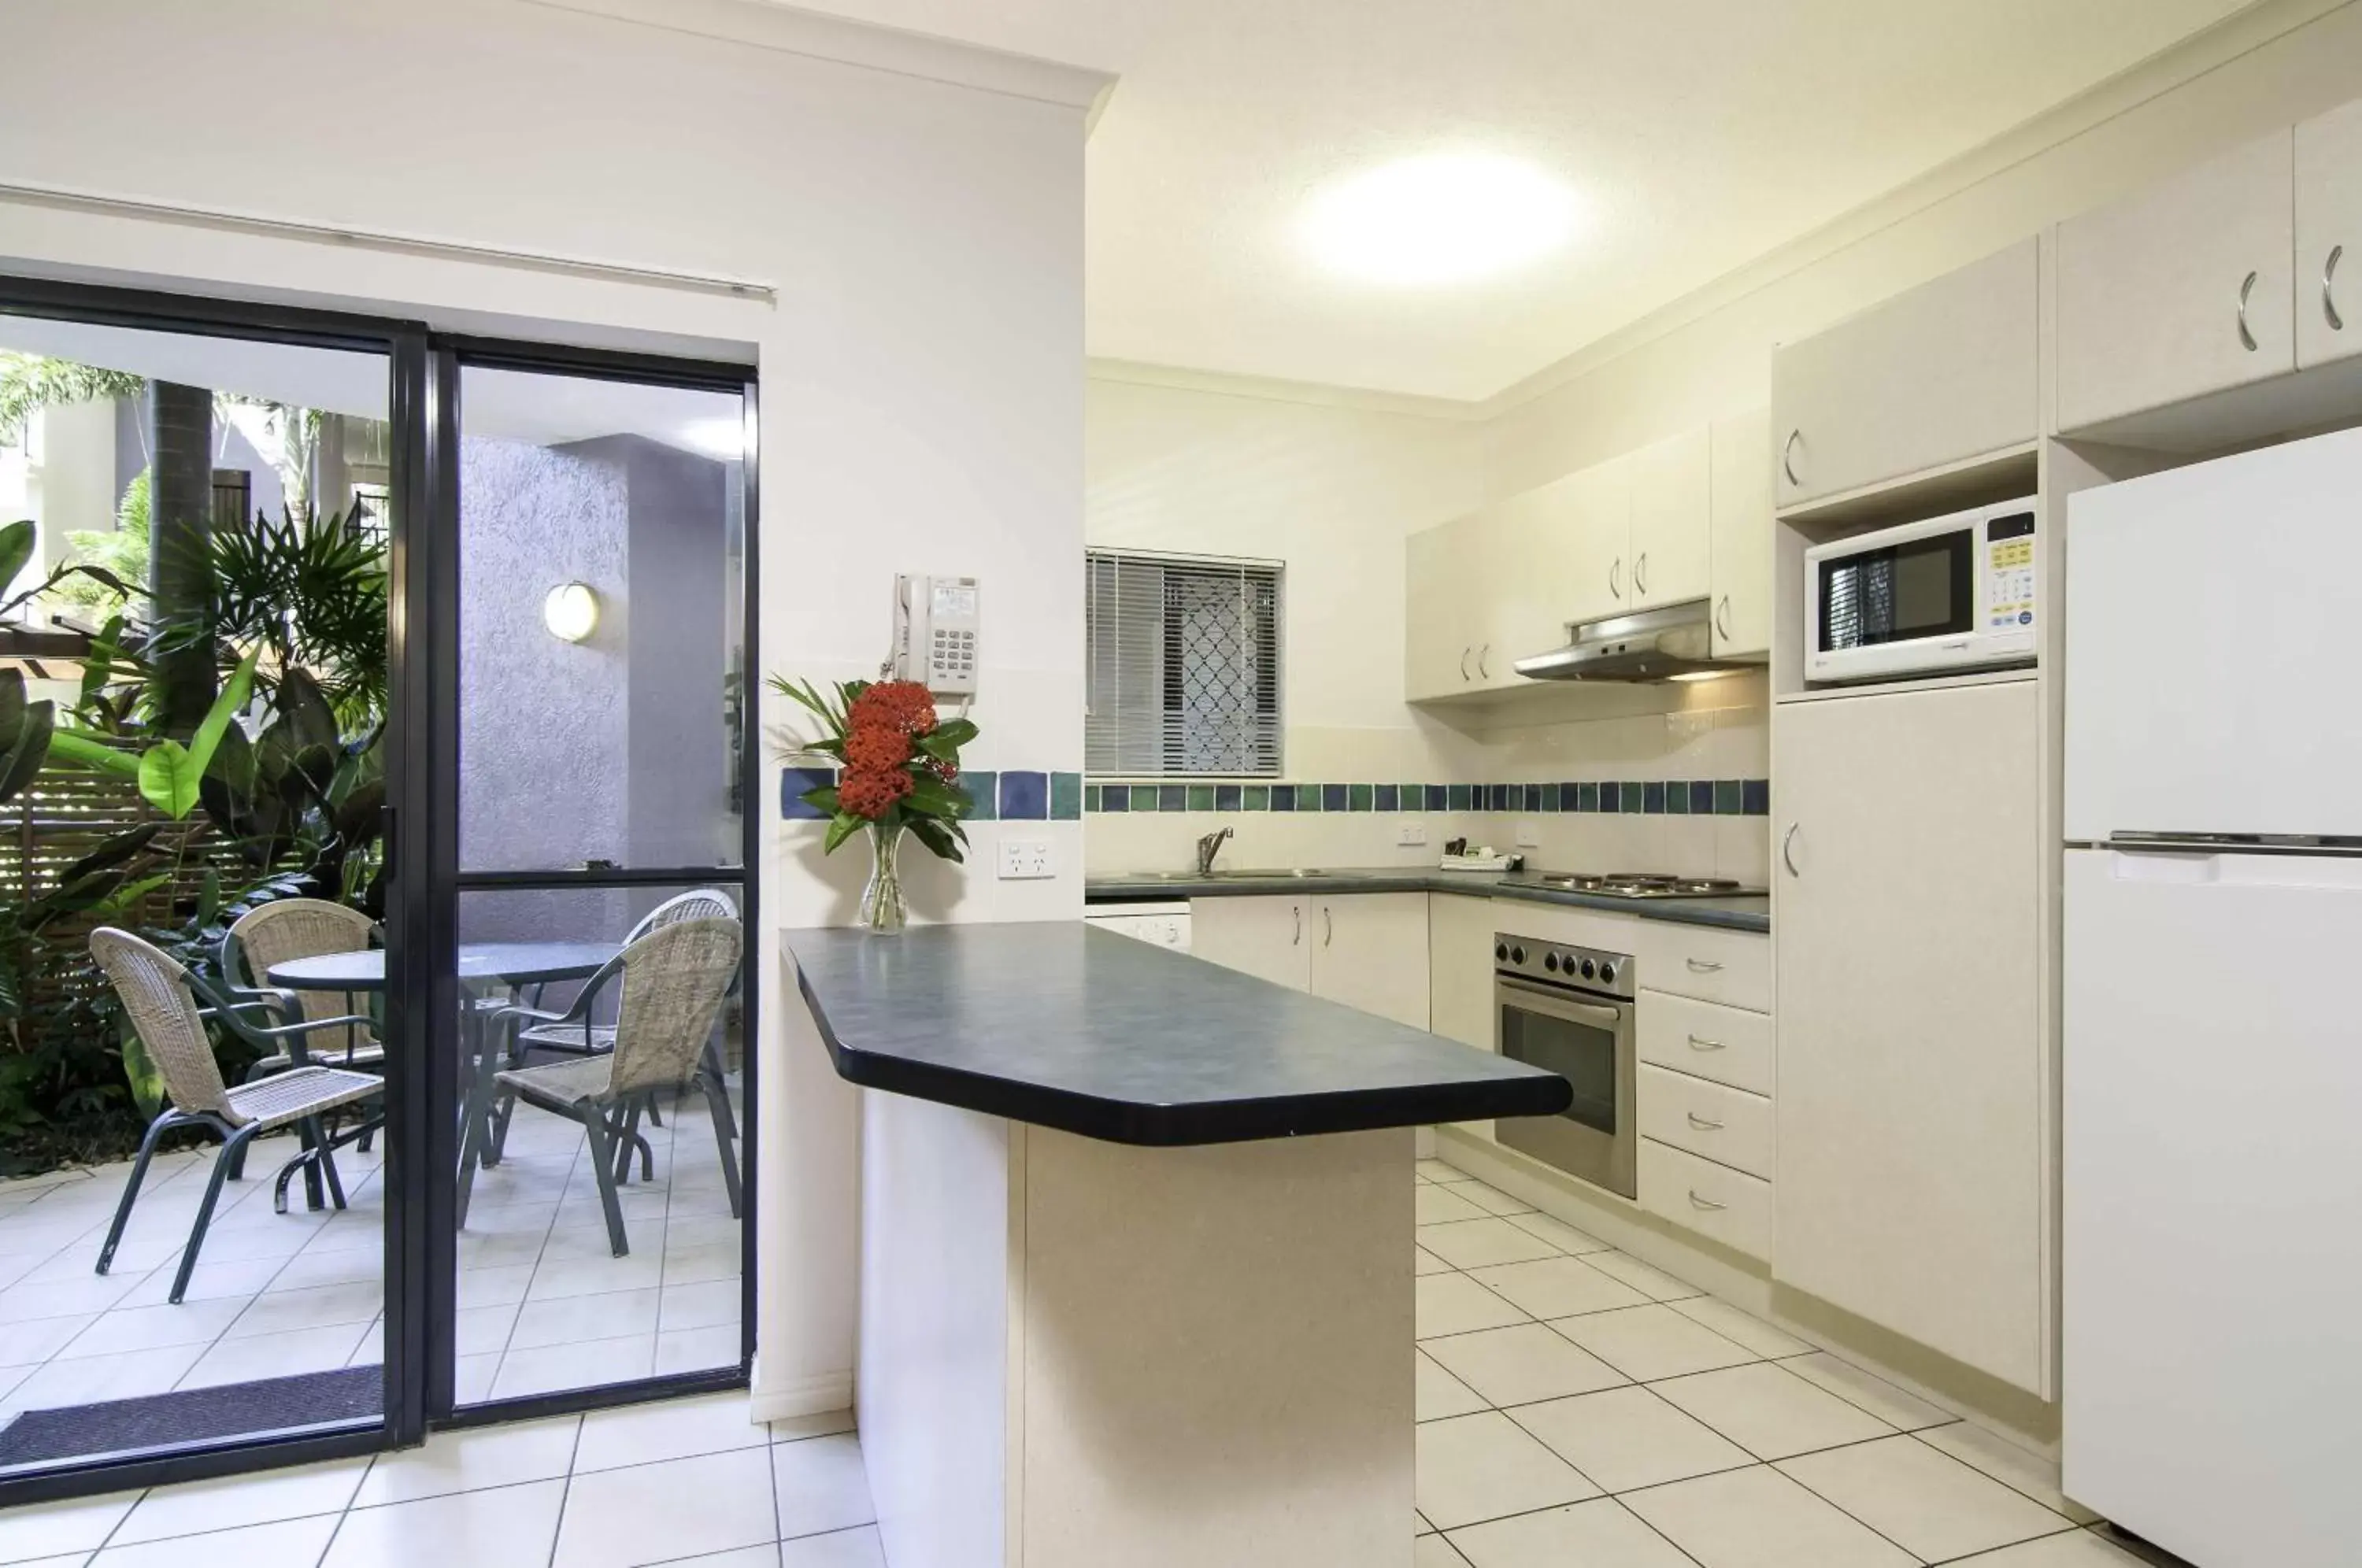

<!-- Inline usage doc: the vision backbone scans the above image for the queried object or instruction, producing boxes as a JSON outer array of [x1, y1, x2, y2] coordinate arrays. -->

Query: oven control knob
[[1597, 960, 1619, 986], [1510, 945, 1527, 965], [1578, 956, 1596, 979], [1495, 941, 1509, 962]]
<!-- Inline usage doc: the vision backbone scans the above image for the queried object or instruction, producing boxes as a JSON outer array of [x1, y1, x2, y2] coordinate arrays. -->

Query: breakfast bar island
[[782, 923, 1570, 1568]]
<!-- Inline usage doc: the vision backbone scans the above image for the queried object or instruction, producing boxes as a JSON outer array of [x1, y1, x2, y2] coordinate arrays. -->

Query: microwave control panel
[[1985, 512, 2037, 632]]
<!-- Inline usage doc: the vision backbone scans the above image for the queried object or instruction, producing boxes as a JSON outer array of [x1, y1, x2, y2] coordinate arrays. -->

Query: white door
[[2056, 129, 2295, 431], [1709, 409, 1773, 658], [1627, 427, 1711, 611], [2065, 423, 2362, 841], [2297, 96, 2362, 368], [1187, 895, 1311, 991], [2064, 848, 2362, 1566], [1309, 893, 1431, 1030], [1774, 680, 2045, 1392]]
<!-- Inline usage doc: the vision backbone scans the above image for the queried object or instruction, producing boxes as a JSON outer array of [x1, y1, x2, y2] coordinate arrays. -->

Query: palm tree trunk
[[149, 381, 217, 737]]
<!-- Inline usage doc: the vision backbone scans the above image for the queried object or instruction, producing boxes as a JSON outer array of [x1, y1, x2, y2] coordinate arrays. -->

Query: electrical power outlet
[[998, 838, 1053, 879], [1396, 821, 1428, 847], [1514, 819, 1542, 849]]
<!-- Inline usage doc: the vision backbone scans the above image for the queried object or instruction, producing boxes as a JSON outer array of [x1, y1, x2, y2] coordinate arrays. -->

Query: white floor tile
[[666, 1548, 779, 1568], [1503, 1211, 1612, 1254], [112, 1457, 367, 1544], [1415, 1535, 1472, 1567], [1434, 1180, 1535, 1217], [1416, 1348, 1490, 1422], [573, 1391, 768, 1474], [1416, 1274, 1531, 1340], [1651, 1363, 1896, 1461], [1416, 1159, 1469, 1183], [1947, 1533, 2149, 1566], [264, 1248, 383, 1293], [1416, 1219, 1561, 1271], [7, 1344, 205, 1414], [1549, 1304, 1760, 1383], [1415, 1187, 1486, 1226], [525, 1255, 664, 1302], [1413, 1245, 1450, 1278], [350, 1415, 579, 1507], [224, 1281, 383, 1338], [1782, 1352, 1953, 1431], [452, 1354, 498, 1405], [1509, 1385, 1756, 1495], [768, 1411, 855, 1444], [1464, 1256, 1650, 1319], [454, 1303, 520, 1359], [659, 1243, 743, 1288], [553, 1445, 778, 1568], [1447, 1496, 1697, 1568], [1667, 1297, 1812, 1359], [1779, 1435, 2071, 1562], [1914, 1422, 2103, 1526], [772, 1433, 876, 1541], [116, 1257, 286, 1309], [93, 1514, 339, 1568], [0, 1314, 102, 1370], [776, 1525, 886, 1567], [1421, 1323, 1627, 1408], [489, 1333, 655, 1400], [1415, 1411, 1600, 1531], [1621, 1464, 1918, 1568], [177, 1321, 374, 1391], [0, 1490, 140, 1564], [1580, 1252, 1703, 1302], [0, 1277, 140, 1325], [50, 1298, 247, 1360], [509, 1289, 661, 1352], [454, 1264, 537, 1311], [655, 1326, 742, 1375], [660, 1280, 742, 1333], [324, 1477, 567, 1568], [0, 1555, 92, 1568]]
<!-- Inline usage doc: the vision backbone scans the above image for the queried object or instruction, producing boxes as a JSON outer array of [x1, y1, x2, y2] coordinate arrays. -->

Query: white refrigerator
[[2064, 423, 2362, 1567]]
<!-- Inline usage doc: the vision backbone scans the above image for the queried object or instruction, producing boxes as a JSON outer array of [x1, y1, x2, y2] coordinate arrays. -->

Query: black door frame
[[0, 275, 763, 1503]]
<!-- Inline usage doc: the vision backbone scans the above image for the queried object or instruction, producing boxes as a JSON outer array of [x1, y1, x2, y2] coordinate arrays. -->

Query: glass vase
[[859, 820, 909, 935]]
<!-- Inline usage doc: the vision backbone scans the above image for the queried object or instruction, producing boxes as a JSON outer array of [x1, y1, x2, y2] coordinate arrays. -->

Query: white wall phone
[[892, 574, 980, 697]]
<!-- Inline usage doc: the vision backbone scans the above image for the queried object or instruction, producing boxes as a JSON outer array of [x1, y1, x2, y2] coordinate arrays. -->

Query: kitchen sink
[[1217, 867, 1331, 878]]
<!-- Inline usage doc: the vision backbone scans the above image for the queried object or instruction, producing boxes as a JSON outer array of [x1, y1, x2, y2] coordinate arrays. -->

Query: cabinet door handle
[[1688, 1190, 1727, 1212], [1685, 957, 1723, 974], [2237, 269, 2260, 352], [1687, 1034, 1726, 1052], [1323, 907, 1333, 948], [1609, 558, 1623, 600], [1460, 646, 1472, 681], [1292, 906, 1301, 946], [1686, 1111, 1725, 1131], [1478, 644, 1490, 679], [1635, 553, 1649, 596], [1715, 595, 1732, 640], [1782, 823, 1801, 877], [2327, 245, 2345, 332], [1781, 429, 1802, 488]]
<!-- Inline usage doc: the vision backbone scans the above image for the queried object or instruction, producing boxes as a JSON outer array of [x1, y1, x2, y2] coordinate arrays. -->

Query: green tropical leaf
[[822, 811, 866, 854], [0, 697, 48, 805], [120, 1025, 165, 1120], [139, 647, 257, 818], [799, 785, 842, 815], [46, 727, 140, 776], [0, 520, 33, 600], [906, 813, 965, 864], [58, 823, 161, 882], [927, 717, 979, 749], [904, 775, 965, 819]]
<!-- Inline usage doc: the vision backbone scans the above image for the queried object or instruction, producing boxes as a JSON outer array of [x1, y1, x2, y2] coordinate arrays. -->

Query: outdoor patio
[[0, 1073, 742, 1440]]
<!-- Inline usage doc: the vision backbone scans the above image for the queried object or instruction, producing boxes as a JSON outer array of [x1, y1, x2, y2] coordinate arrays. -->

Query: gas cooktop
[[1511, 871, 1766, 900]]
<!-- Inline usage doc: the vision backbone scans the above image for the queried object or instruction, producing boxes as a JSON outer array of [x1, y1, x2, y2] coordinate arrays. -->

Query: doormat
[[0, 1364, 381, 1468]]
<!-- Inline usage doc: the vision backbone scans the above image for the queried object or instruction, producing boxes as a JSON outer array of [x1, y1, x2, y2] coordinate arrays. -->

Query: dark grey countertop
[[786, 923, 1573, 1146], [1085, 868, 1772, 934]]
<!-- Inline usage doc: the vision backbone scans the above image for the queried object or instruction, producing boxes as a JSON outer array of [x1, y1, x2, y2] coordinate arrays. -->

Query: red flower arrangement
[[770, 675, 977, 863]]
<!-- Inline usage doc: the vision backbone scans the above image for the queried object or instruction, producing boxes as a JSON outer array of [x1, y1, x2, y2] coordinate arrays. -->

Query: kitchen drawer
[[1638, 1065, 1774, 1180], [1637, 925, 1769, 1010], [1641, 1139, 1772, 1262], [1638, 989, 1774, 1096]]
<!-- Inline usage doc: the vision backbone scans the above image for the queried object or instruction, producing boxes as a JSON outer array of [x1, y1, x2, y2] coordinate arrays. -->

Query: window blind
[[1085, 549, 1283, 776]]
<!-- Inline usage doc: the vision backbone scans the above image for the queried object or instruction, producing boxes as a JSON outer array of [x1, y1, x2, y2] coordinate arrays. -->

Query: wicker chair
[[222, 897, 385, 1076], [460, 915, 743, 1257], [87, 927, 383, 1304]]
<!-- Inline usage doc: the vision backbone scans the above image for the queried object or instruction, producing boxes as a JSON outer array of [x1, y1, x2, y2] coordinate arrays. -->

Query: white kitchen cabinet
[[2297, 98, 2362, 369], [2057, 129, 2295, 431], [1639, 1140, 1772, 1263], [1627, 429, 1711, 611], [1188, 894, 1311, 991], [1773, 679, 2045, 1392], [1505, 457, 1630, 651], [1638, 1065, 1773, 1180], [1772, 239, 2038, 507], [1427, 893, 1497, 1051], [1708, 409, 1773, 658], [1310, 893, 1431, 1030], [1405, 513, 1493, 701], [1638, 990, 1772, 1097]]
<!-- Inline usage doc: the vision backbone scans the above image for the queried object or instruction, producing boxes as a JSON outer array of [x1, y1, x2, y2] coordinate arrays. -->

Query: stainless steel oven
[[1493, 934, 1636, 1199]]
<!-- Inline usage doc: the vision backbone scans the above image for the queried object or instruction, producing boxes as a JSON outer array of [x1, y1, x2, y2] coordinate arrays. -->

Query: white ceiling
[[785, 0, 2259, 401]]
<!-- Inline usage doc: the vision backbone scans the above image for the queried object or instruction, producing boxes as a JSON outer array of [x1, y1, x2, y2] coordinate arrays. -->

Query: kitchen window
[[1085, 549, 1283, 777]]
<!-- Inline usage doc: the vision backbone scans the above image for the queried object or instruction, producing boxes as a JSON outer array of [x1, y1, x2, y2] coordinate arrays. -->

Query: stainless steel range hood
[[1512, 599, 1757, 683]]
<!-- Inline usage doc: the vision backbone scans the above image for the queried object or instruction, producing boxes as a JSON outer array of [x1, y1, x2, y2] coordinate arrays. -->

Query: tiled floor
[[0, 1392, 872, 1568], [1410, 1158, 2138, 1568], [0, 1080, 742, 1448]]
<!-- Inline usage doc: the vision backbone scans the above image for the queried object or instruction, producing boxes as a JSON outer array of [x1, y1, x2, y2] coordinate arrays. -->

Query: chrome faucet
[[1196, 825, 1235, 875]]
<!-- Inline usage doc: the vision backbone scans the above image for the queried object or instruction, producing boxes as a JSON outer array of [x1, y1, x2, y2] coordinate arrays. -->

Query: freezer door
[[2065, 423, 2362, 841], [2064, 848, 2362, 1566]]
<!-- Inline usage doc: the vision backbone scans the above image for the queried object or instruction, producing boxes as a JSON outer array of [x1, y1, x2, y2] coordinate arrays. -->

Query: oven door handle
[[1496, 975, 1626, 1032]]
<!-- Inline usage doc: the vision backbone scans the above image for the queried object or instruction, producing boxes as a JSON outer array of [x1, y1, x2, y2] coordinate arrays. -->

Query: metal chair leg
[[303, 1117, 347, 1209], [613, 1100, 642, 1185], [701, 1040, 738, 1141], [169, 1129, 250, 1304], [95, 1114, 175, 1275], [577, 1105, 631, 1257], [456, 1087, 498, 1230], [700, 1072, 743, 1219]]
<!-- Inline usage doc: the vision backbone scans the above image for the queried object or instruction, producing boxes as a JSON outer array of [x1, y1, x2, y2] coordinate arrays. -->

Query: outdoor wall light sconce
[[544, 582, 600, 643]]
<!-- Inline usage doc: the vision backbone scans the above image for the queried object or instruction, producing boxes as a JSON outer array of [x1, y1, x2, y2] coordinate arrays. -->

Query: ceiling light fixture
[[544, 582, 601, 643], [1301, 152, 1580, 287]]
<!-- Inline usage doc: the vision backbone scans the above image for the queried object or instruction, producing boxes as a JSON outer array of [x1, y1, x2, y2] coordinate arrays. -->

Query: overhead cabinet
[[2056, 130, 2296, 430], [1708, 409, 1773, 659], [1627, 429, 1711, 612], [1190, 893, 1431, 1031], [1771, 239, 2039, 508], [2296, 98, 2362, 371]]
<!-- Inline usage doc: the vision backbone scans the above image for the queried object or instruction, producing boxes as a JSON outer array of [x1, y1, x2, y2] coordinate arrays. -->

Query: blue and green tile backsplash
[[1074, 779, 1771, 817], [779, 767, 1083, 823]]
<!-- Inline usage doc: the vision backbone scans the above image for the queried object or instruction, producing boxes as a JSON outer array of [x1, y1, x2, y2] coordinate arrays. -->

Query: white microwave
[[1804, 497, 2038, 684]]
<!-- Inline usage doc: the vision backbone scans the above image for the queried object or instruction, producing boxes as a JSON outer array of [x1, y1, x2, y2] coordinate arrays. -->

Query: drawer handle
[[1324, 906, 1334, 948], [1685, 957, 1723, 974], [2238, 269, 2260, 352], [1687, 1190, 1727, 1212], [1292, 906, 1301, 946], [2327, 244, 2345, 332], [1686, 1111, 1725, 1131], [1687, 1034, 1726, 1052]]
